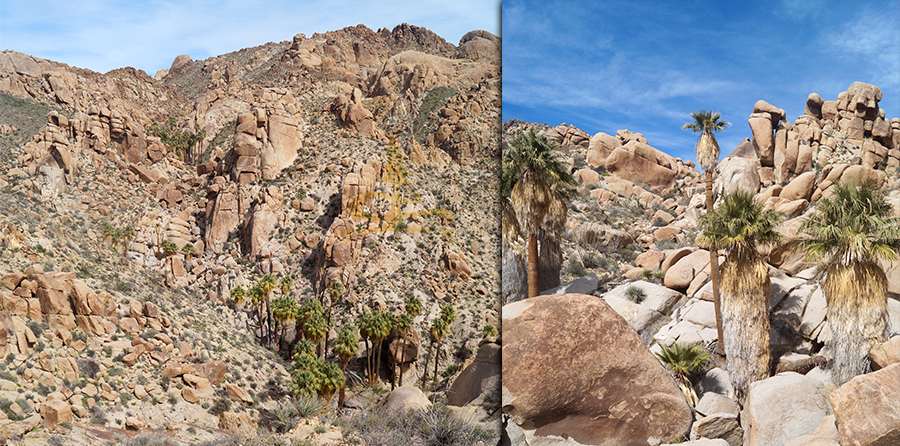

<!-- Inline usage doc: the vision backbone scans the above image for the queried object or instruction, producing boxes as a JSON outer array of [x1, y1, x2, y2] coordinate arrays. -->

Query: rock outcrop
[[503, 294, 693, 445]]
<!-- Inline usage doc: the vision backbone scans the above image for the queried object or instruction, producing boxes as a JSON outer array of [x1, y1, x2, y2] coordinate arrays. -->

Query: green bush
[[625, 285, 647, 304]]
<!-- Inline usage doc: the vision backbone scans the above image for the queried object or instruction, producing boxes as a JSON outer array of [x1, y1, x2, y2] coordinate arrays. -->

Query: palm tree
[[259, 274, 278, 344], [247, 284, 265, 337], [271, 296, 299, 348], [299, 298, 329, 359], [391, 312, 413, 390], [280, 276, 293, 295], [230, 286, 246, 307], [400, 295, 422, 387], [697, 191, 782, 404], [656, 342, 711, 407], [684, 109, 731, 357], [503, 129, 576, 298], [181, 243, 196, 262], [797, 181, 900, 385], [358, 311, 390, 386], [334, 324, 359, 416]]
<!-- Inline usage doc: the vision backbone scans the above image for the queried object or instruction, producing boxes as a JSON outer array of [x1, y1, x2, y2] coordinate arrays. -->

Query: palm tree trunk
[[399, 335, 408, 387], [720, 253, 771, 405], [433, 343, 441, 385], [527, 232, 540, 298], [824, 262, 889, 385], [338, 361, 348, 416], [421, 340, 434, 388], [374, 340, 383, 385], [706, 171, 725, 357]]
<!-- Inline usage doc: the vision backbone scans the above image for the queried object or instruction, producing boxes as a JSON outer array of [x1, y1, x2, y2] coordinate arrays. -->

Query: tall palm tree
[[698, 191, 781, 404], [503, 129, 576, 298], [247, 284, 265, 337], [401, 295, 422, 387], [391, 312, 413, 390], [334, 324, 359, 416], [797, 181, 900, 385], [684, 109, 731, 356], [271, 296, 299, 348], [259, 274, 277, 344]]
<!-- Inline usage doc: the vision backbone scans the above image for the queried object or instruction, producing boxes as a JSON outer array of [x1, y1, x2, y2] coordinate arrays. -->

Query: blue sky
[[1, 1, 499, 75], [503, 0, 900, 164]]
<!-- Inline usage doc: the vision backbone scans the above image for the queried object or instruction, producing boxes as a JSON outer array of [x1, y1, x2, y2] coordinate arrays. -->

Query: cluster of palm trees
[[502, 113, 899, 408], [686, 110, 900, 404], [99, 221, 135, 256]]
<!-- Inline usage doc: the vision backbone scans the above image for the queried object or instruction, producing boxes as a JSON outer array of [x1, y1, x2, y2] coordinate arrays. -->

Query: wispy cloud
[[503, 0, 900, 165]]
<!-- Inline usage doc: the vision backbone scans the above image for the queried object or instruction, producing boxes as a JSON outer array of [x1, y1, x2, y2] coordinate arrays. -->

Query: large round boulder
[[502, 294, 693, 446]]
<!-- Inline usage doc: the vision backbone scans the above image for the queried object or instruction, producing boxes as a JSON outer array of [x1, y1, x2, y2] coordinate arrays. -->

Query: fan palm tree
[[298, 298, 329, 359], [400, 295, 422, 387], [656, 342, 711, 407], [391, 312, 413, 390], [271, 296, 299, 348], [247, 284, 265, 337], [698, 191, 782, 404], [259, 274, 278, 344], [334, 324, 359, 416], [181, 243, 196, 262], [230, 286, 246, 307], [503, 129, 576, 298], [280, 275, 293, 295], [684, 109, 731, 356], [797, 181, 900, 385], [358, 310, 390, 386]]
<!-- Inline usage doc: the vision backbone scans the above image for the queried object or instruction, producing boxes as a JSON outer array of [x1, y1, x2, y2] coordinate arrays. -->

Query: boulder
[[743, 372, 833, 446], [218, 411, 257, 436], [224, 383, 254, 405], [40, 399, 72, 425], [780, 171, 817, 202], [503, 294, 693, 445], [447, 342, 499, 407], [829, 363, 900, 446], [605, 141, 680, 193], [692, 413, 743, 446], [749, 114, 774, 165], [715, 155, 762, 195], [869, 336, 900, 370], [665, 250, 710, 291], [754, 100, 786, 124], [375, 385, 431, 415]]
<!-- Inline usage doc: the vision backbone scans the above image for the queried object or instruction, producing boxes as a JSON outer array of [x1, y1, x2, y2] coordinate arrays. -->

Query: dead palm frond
[[797, 181, 900, 385]]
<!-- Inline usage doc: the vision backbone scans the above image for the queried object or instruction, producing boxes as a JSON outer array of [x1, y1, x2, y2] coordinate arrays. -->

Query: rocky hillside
[[0, 24, 500, 445], [503, 82, 900, 445]]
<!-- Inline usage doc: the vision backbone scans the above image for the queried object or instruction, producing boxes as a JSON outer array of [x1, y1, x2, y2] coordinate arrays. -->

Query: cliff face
[[0, 24, 501, 443]]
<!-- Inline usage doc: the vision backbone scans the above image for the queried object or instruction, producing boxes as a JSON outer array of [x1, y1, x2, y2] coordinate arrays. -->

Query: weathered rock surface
[[743, 373, 833, 446], [829, 363, 900, 446], [502, 294, 692, 446]]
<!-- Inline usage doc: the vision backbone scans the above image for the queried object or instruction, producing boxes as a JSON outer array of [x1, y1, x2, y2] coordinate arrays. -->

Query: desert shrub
[[348, 403, 496, 446], [563, 259, 587, 278], [196, 434, 314, 446], [208, 398, 231, 416], [89, 404, 108, 424], [269, 401, 298, 433], [625, 285, 647, 304], [293, 393, 324, 418], [124, 433, 179, 446]]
